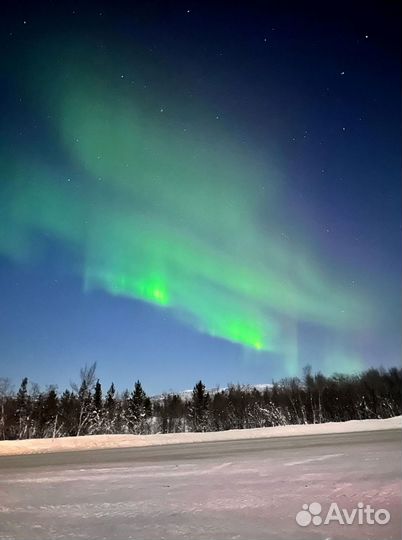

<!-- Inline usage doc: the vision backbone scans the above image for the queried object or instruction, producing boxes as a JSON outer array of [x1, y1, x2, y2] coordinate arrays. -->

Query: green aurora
[[0, 43, 371, 369]]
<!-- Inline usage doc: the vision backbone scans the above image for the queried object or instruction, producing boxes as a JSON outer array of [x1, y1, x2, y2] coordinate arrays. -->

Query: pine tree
[[188, 380, 210, 432], [128, 380, 152, 434], [59, 389, 79, 436], [105, 383, 115, 416], [94, 380, 103, 412], [43, 387, 59, 437], [16, 377, 30, 439], [88, 379, 104, 435], [102, 383, 116, 433]]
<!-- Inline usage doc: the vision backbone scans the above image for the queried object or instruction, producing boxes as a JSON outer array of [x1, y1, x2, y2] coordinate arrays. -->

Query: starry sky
[[0, 1, 400, 394]]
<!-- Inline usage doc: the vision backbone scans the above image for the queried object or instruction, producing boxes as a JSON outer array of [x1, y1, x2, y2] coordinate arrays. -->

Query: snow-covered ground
[[1, 428, 401, 540], [0, 416, 400, 456]]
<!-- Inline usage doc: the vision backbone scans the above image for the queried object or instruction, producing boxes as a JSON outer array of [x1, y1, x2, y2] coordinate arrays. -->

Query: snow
[[2, 428, 400, 540], [0, 416, 400, 456], [152, 383, 273, 401]]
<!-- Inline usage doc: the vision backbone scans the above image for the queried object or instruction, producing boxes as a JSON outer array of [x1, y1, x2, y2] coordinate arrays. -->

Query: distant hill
[[152, 383, 273, 401]]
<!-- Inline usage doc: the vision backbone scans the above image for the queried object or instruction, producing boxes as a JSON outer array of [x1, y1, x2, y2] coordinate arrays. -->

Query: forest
[[0, 364, 400, 440]]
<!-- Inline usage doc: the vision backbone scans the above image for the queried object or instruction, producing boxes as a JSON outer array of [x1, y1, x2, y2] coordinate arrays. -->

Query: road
[[0, 430, 401, 539]]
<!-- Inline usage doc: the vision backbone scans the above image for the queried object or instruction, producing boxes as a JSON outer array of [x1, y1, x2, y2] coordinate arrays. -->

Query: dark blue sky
[[0, 1, 400, 394]]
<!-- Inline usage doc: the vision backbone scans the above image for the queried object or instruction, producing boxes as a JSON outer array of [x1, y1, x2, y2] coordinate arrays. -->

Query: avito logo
[[296, 501, 391, 527]]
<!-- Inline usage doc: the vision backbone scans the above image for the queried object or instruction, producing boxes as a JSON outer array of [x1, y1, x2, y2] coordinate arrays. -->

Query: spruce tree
[[128, 380, 152, 434], [94, 380, 103, 412], [189, 380, 210, 432], [16, 377, 30, 439]]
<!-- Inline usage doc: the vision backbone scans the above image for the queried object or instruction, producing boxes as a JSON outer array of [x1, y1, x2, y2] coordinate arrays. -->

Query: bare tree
[[71, 363, 97, 436], [0, 378, 13, 440]]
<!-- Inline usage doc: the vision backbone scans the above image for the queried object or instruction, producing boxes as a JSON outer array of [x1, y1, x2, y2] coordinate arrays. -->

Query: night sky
[[0, 1, 400, 394]]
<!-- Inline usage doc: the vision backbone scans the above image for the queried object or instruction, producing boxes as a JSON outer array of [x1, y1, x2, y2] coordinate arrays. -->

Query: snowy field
[[0, 429, 400, 539], [0, 415, 400, 456]]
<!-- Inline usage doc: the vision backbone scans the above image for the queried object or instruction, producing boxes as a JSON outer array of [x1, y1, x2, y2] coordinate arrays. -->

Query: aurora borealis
[[0, 2, 400, 392]]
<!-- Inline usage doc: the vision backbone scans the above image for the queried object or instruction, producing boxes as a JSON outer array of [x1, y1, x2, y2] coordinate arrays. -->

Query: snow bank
[[0, 416, 400, 456]]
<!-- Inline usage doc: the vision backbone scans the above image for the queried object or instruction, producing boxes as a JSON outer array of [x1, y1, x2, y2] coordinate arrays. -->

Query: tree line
[[0, 364, 400, 440]]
